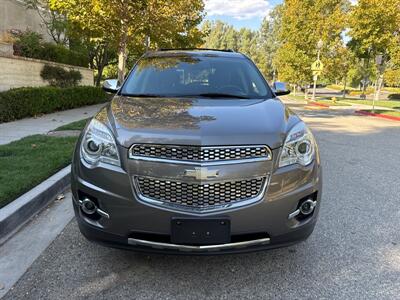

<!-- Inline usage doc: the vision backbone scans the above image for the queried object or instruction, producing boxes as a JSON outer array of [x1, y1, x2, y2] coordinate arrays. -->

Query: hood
[[104, 96, 300, 149]]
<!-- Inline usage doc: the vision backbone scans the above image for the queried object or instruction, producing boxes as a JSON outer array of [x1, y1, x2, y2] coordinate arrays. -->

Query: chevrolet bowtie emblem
[[184, 167, 220, 180]]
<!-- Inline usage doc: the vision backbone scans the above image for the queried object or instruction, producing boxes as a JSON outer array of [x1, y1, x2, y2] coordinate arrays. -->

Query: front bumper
[[71, 150, 322, 254]]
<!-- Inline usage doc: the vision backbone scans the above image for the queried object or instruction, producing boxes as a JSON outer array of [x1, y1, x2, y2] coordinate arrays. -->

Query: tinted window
[[121, 55, 272, 99]]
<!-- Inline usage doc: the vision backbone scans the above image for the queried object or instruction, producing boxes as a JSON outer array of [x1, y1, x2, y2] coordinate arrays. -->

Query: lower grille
[[136, 177, 266, 210]]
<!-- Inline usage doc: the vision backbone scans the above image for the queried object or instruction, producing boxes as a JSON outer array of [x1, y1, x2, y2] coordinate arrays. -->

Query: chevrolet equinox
[[71, 49, 322, 254]]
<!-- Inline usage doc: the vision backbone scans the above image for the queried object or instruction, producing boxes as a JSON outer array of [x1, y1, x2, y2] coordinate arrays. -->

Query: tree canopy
[[49, 0, 205, 83]]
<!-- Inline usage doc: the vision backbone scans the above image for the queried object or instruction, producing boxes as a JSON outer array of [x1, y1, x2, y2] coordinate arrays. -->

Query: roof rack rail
[[157, 48, 235, 53]]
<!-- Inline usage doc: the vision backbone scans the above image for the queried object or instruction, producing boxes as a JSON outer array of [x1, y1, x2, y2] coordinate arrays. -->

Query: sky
[[204, 0, 282, 30]]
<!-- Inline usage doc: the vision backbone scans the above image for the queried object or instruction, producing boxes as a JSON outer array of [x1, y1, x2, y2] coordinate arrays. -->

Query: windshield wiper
[[182, 93, 251, 99]]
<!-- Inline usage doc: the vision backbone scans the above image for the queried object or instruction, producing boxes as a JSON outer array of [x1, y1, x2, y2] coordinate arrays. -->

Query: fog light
[[299, 199, 316, 215], [81, 198, 97, 215], [288, 198, 317, 220]]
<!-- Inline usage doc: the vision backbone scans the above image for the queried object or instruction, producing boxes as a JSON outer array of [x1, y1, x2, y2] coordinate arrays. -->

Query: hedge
[[13, 31, 89, 67], [388, 94, 400, 100], [0, 86, 109, 123], [40, 65, 82, 88]]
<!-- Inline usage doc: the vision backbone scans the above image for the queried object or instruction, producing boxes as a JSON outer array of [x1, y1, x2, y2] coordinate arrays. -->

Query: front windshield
[[120, 55, 272, 99]]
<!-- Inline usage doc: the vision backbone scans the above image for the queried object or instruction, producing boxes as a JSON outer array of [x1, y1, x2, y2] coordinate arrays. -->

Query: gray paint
[[71, 50, 322, 253]]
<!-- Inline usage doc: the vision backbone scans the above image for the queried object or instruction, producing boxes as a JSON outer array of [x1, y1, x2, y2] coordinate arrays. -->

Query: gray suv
[[71, 49, 322, 254]]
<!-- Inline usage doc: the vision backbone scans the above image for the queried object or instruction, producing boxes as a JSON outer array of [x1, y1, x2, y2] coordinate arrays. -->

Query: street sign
[[313, 70, 322, 76], [311, 59, 324, 71]]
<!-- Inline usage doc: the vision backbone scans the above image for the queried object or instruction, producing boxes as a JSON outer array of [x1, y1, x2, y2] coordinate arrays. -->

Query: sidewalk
[[0, 103, 105, 145]]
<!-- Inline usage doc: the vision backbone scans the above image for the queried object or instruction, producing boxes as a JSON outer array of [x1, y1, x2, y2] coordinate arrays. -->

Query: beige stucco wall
[[0, 55, 94, 91], [0, 0, 53, 42]]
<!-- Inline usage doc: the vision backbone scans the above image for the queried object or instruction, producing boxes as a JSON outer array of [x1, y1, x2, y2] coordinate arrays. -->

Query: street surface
[[3, 100, 400, 299]]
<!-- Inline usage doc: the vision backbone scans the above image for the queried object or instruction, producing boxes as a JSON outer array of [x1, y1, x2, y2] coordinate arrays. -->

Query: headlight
[[81, 118, 121, 167], [279, 122, 316, 168]]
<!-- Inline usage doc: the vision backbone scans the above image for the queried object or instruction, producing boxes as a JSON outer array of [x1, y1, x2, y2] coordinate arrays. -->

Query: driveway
[[2, 101, 400, 299]]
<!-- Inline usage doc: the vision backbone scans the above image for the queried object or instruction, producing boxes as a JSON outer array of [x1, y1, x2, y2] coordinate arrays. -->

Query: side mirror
[[102, 79, 120, 94], [273, 82, 290, 96]]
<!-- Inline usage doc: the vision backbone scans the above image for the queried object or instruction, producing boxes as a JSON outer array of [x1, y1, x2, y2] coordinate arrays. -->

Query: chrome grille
[[136, 177, 266, 210], [130, 145, 271, 163]]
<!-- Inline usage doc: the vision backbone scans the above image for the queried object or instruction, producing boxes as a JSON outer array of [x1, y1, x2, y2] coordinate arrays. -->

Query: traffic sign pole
[[311, 42, 324, 101]]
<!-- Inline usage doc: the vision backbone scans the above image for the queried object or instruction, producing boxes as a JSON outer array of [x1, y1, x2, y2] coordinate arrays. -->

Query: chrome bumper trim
[[128, 236, 270, 251]]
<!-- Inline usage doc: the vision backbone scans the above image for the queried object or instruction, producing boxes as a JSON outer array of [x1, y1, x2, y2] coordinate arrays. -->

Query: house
[[0, 0, 53, 42]]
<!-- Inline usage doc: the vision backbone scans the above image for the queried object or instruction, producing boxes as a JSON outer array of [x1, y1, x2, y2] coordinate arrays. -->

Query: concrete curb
[[307, 101, 330, 108], [0, 165, 71, 245], [355, 110, 400, 122]]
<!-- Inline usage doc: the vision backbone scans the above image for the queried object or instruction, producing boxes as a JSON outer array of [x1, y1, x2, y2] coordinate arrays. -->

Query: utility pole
[[312, 39, 324, 101]]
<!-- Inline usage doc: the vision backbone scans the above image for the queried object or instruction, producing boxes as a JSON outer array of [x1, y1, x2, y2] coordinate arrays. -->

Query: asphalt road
[[4, 102, 400, 299]]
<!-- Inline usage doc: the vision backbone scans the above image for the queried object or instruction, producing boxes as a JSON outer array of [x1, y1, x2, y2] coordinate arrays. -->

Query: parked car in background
[[71, 49, 322, 254]]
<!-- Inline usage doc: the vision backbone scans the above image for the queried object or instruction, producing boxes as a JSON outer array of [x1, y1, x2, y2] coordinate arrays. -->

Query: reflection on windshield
[[121, 56, 271, 99], [111, 97, 215, 129]]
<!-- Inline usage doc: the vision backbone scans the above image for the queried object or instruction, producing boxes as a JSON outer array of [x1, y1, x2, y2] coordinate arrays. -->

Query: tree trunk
[[117, 30, 128, 84], [96, 66, 104, 87], [342, 76, 347, 98], [95, 47, 109, 87]]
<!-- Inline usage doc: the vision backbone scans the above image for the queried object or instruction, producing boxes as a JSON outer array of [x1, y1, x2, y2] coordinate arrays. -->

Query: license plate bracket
[[171, 218, 231, 245]]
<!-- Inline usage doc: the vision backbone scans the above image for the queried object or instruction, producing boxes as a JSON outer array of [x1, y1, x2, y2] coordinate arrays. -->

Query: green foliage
[[13, 30, 89, 67], [50, 0, 205, 82], [388, 94, 400, 100], [40, 65, 82, 88], [201, 12, 283, 80], [0, 135, 77, 208], [0, 86, 109, 123], [348, 0, 400, 58], [274, 0, 349, 85], [384, 69, 400, 87]]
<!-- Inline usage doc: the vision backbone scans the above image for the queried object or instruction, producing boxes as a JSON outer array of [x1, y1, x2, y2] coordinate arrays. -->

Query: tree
[[273, 0, 349, 92], [348, 0, 400, 99], [50, 0, 204, 84], [258, 5, 283, 80]]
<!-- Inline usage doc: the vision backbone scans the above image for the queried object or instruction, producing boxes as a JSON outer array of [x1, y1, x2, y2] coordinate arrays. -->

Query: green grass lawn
[[361, 110, 400, 118], [54, 118, 90, 131], [0, 135, 78, 208], [342, 99, 400, 109]]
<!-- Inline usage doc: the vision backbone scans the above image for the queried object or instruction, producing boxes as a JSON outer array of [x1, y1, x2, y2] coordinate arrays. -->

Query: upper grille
[[130, 145, 271, 163], [136, 177, 266, 210]]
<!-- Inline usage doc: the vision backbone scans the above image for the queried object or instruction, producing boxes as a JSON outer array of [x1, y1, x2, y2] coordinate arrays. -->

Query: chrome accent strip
[[78, 199, 110, 219], [96, 208, 110, 219], [133, 176, 269, 214], [128, 237, 271, 251], [129, 156, 270, 166], [288, 200, 317, 219], [129, 144, 272, 165], [288, 209, 300, 220]]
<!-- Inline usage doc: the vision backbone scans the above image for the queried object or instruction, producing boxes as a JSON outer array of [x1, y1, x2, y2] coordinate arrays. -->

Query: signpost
[[311, 40, 324, 101]]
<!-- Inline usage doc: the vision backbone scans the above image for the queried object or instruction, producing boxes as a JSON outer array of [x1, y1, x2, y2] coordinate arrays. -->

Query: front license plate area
[[171, 218, 231, 245]]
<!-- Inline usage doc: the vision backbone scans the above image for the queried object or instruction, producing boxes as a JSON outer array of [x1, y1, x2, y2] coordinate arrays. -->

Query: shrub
[[40, 65, 82, 88], [0, 86, 110, 123], [13, 31, 89, 67], [388, 94, 400, 100]]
